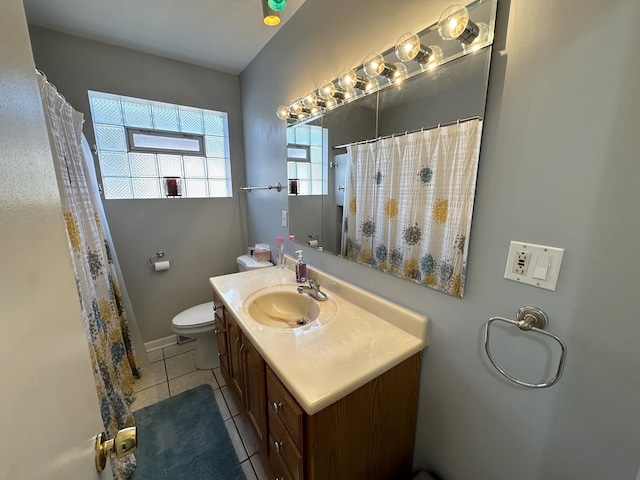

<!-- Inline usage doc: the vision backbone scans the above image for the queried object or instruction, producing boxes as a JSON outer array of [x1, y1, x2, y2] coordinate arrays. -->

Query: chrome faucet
[[297, 278, 328, 301]]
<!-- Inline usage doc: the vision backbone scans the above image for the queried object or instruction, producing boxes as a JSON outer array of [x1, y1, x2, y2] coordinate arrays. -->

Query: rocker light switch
[[532, 254, 551, 280], [504, 241, 564, 291]]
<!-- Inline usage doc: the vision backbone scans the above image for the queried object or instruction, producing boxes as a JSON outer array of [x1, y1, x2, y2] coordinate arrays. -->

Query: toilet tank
[[237, 254, 273, 271]]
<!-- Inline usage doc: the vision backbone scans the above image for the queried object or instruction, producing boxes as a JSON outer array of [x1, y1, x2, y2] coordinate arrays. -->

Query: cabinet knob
[[275, 477, 284, 480], [274, 440, 283, 453], [272, 402, 283, 414], [214, 329, 224, 335], [217, 352, 225, 358]]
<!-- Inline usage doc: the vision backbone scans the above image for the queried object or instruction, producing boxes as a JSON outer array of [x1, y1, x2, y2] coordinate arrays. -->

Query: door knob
[[95, 426, 137, 472]]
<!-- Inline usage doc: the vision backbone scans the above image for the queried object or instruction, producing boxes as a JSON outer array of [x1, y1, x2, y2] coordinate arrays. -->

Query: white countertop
[[209, 263, 429, 415]]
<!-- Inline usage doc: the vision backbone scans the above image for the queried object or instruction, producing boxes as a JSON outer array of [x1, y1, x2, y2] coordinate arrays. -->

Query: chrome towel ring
[[484, 306, 567, 388]]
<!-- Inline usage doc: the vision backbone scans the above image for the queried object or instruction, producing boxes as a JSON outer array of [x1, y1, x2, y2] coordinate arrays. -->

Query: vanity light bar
[[275, 1, 495, 123]]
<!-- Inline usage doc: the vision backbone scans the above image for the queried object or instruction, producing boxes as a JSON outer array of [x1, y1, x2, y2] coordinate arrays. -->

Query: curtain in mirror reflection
[[343, 119, 482, 297]]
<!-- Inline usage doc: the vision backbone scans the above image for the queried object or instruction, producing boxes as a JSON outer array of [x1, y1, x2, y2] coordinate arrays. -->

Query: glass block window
[[88, 91, 232, 199], [286, 124, 327, 196]]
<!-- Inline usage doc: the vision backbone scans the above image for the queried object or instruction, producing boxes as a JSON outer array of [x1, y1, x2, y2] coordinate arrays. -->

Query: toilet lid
[[172, 302, 215, 328]]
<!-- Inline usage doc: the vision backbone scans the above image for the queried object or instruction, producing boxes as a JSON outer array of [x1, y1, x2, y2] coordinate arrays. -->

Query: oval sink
[[243, 284, 337, 329]]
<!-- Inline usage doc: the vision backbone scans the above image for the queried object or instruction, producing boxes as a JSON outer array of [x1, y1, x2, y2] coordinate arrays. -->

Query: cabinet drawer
[[269, 412, 303, 480], [266, 367, 304, 450], [268, 432, 294, 480]]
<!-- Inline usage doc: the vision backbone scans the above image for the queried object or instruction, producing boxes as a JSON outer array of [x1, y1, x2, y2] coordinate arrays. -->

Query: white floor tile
[[163, 341, 196, 359], [146, 349, 164, 363], [168, 369, 218, 397], [220, 385, 241, 417], [250, 454, 271, 480], [213, 367, 226, 387], [214, 388, 231, 421], [131, 383, 169, 412], [234, 414, 260, 457], [240, 459, 258, 480], [134, 360, 167, 392], [224, 418, 248, 463], [165, 350, 197, 380]]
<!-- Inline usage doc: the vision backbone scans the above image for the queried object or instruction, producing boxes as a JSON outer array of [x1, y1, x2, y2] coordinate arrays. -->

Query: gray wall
[[241, 0, 640, 479], [29, 26, 248, 342]]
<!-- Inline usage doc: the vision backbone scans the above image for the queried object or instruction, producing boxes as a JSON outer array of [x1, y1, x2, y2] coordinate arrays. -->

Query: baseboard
[[145, 335, 178, 352]]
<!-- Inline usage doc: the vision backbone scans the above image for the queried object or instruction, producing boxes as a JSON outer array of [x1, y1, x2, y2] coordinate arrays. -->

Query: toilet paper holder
[[149, 251, 168, 266]]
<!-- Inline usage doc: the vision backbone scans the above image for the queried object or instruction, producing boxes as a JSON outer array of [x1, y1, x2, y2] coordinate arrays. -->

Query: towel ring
[[484, 306, 567, 388]]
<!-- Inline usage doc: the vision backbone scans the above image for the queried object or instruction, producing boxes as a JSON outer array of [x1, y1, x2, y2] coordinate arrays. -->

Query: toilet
[[170, 255, 273, 369]]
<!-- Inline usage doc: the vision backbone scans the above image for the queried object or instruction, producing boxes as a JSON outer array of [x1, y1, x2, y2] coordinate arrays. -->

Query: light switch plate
[[504, 241, 564, 291], [281, 210, 288, 228]]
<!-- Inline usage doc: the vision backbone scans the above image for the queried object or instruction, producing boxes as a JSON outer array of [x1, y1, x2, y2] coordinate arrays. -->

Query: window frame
[[125, 128, 205, 156]]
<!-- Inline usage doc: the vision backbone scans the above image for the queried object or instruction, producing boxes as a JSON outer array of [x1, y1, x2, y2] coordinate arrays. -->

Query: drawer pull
[[272, 401, 283, 414], [275, 477, 284, 480], [274, 440, 283, 454], [214, 329, 226, 335]]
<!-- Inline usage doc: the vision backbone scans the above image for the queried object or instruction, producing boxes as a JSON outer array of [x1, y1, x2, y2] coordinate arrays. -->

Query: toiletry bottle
[[276, 237, 285, 269], [295, 250, 307, 283]]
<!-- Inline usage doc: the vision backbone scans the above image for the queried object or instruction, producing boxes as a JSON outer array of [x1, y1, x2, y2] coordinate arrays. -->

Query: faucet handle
[[308, 278, 317, 288]]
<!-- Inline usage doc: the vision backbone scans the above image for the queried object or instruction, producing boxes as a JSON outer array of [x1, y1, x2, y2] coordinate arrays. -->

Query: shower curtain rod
[[332, 115, 482, 150]]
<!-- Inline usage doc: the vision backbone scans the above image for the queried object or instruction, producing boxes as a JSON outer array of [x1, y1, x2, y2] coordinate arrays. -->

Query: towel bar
[[240, 183, 282, 192], [484, 306, 567, 388]]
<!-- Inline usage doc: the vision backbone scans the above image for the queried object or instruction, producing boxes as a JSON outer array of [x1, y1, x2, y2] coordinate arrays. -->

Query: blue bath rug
[[131, 384, 245, 480]]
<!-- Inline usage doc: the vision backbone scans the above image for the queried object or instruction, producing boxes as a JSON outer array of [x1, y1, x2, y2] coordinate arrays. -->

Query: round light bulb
[[267, 0, 286, 12], [363, 53, 385, 77], [309, 105, 323, 116], [364, 77, 379, 92], [338, 68, 358, 89], [438, 4, 469, 40], [324, 97, 338, 110], [318, 80, 336, 100], [391, 62, 408, 84], [343, 88, 358, 103], [290, 102, 303, 114], [302, 91, 317, 107], [421, 45, 443, 70], [276, 105, 290, 120], [395, 32, 421, 62]]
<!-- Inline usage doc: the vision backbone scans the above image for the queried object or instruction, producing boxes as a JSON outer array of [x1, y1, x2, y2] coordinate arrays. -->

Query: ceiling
[[22, 0, 306, 74]]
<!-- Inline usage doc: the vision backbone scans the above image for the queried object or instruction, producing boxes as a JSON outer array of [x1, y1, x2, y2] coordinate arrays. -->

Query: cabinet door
[[226, 313, 245, 405], [213, 294, 230, 381], [244, 339, 267, 451]]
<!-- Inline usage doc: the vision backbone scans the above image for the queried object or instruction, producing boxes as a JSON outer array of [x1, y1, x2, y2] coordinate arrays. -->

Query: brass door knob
[[95, 426, 137, 472]]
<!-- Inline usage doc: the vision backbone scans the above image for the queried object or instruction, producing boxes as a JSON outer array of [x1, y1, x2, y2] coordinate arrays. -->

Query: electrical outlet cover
[[504, 241, 564, 291]]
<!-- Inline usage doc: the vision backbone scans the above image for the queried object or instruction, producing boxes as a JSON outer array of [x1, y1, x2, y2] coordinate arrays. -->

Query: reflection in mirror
[[287, 0, 497, 297]]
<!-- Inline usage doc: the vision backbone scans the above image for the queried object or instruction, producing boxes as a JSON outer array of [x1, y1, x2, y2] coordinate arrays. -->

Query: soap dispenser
[[295, 250, 307, 283]]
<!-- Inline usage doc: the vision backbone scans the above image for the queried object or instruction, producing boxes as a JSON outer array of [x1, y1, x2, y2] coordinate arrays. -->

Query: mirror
[[287, 0, 496, 296]]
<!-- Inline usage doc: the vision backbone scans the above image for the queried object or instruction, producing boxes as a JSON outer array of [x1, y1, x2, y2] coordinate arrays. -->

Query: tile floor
[[132, 341, 270, 480]]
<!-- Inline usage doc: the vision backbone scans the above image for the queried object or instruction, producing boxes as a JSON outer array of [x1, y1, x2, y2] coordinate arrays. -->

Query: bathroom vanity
[[209, 264, 429, 479]]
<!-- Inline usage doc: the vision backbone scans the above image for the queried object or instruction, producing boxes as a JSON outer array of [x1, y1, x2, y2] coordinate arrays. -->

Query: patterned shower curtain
[[38, 73, 140, 479], [343, 119, 483, 297]]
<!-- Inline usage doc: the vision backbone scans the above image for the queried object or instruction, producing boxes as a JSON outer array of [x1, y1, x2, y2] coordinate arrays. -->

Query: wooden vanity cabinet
[[225, 312, 245, 406], [212, 296, 229, 380], [212, 292, 421, 480]]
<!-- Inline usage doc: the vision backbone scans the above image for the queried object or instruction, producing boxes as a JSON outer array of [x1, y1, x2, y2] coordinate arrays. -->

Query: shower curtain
[[343, 119, 483, 297], [38, 72, 140, 479]]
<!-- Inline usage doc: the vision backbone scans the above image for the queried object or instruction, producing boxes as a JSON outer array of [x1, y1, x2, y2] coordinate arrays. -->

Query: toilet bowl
[[171, 255, 273, 369], [171, 302, 218, 369]]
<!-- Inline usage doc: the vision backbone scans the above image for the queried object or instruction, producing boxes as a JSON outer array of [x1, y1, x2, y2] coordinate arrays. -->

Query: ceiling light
[[262, 0, 280, 26], [437, 4, 478, 44], [394, 32, 443, 69]]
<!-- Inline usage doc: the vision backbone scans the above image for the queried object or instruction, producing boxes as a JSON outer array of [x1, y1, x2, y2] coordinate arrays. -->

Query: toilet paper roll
[[154, 260, 171, 271], [308, 239, 318, 247]]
